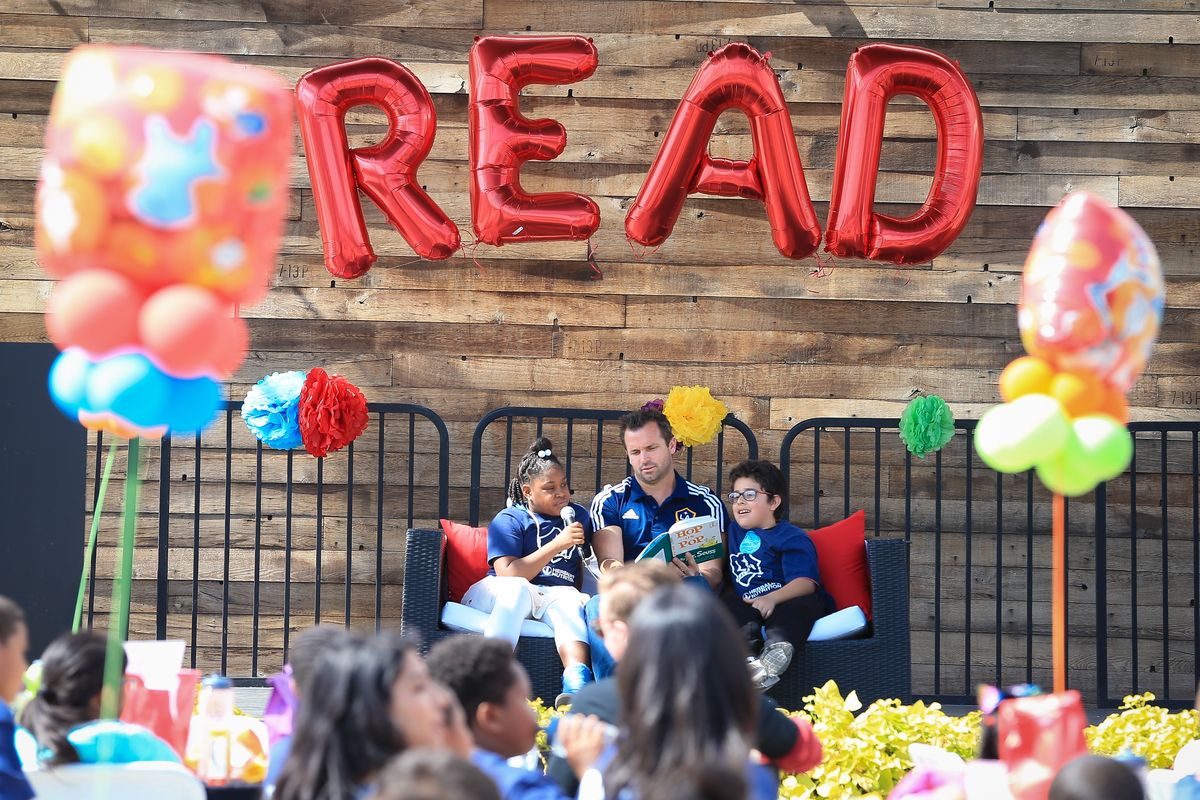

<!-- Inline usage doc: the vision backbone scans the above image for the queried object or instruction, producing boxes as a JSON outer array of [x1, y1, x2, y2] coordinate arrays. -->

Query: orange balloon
[[211, 315, 249, 378], [137, 285, 228, 377], [1048, 371, 1104, 418], [46, 269, 143, 356], [35, 170, 109, 274], [1097, 386, 1130, 425], [999, 356, 1055, 402]]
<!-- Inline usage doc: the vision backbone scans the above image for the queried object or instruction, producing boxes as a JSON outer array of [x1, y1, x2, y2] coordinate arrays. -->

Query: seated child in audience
[[275, 631, 472, 800], [369, 749, 501, 800], [264, 624, 355, 795], [17, 630, 178, 767], [426, 635, 606, 800], [547, 562, 821, 796], [0, 596, 33, 800], [1049, 755, 1144, 800], [463, 437, 594, 707], [581, 584, 777, 800], [722, 460, 834, 689]]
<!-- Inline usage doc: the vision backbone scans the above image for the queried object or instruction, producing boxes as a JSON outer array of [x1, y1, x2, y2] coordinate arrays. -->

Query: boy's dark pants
[[721, 591, 833, 654]]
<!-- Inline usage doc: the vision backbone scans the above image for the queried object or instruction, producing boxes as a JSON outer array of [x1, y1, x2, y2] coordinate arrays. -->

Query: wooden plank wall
[[2, 1, 1199, 703]]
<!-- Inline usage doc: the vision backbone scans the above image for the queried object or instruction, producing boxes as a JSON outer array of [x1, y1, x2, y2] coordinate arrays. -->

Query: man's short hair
[[371, 750, 501, 800], [598, 561, 681, 623], [0, 596, 25, 645], [289, 624, 355, 696], [426, 636, 519, 725], [1049, 755, 1144, 800], [619, 409, 674, 446]]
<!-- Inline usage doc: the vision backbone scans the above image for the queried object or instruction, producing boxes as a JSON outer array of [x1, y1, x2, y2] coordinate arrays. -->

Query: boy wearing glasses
[[724, 460, 833, 690]]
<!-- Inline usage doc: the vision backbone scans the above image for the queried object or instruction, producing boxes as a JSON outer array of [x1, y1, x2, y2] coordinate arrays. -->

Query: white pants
[[461, 576, 589, 652]]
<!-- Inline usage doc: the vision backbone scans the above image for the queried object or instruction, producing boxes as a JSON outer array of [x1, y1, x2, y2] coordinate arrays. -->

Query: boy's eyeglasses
[[727, 489, 774, 503]]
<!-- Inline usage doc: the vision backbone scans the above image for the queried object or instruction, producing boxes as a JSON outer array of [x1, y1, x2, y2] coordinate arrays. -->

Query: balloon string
[[585, 239, 604, 281], [73, 440, 118, 633], [625, 236, 662, 262], [1051, 491, 1067, 694], [101, 437, 141, 722], [458, 237, 487, 276]]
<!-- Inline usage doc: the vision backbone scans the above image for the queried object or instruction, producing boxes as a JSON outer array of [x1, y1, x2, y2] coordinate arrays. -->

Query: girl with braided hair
[[461, 437, 594, 707]]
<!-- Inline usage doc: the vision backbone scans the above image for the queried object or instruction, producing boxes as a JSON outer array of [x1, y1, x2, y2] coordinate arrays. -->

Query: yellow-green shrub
[[1086, 692, 1200, 769]]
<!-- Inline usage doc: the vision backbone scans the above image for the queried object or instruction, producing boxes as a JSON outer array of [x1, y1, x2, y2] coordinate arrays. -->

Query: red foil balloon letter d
[[825, 43, 983, 265]]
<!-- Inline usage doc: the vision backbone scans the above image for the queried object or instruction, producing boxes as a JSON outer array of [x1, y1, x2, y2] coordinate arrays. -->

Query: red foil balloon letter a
[[825, 43, 983, 265], [625, 43, 820, 260], [296, 58, 459, 279], [469, 36, 601, 246]]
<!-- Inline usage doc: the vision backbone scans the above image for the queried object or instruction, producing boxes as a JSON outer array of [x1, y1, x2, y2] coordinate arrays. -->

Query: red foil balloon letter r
[[296, 57, 460, 279]]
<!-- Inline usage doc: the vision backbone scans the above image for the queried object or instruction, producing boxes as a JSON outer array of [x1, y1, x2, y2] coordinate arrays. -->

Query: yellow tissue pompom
[[663, 386, 729, 448]]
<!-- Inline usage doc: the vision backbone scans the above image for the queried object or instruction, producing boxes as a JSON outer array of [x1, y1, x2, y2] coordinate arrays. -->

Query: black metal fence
[[82, 406, 1200, 705], [85, 401, 449, 680], [781, 418, 1200, 708], [467, 407, 758, 525]]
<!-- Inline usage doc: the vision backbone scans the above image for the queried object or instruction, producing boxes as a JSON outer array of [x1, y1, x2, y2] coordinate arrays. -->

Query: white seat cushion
[[807, 605, 869, 641], [440, 601, 556, 638]]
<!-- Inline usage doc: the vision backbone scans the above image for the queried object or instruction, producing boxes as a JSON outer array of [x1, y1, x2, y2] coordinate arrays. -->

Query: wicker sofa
[[401, 528, 911, 708]]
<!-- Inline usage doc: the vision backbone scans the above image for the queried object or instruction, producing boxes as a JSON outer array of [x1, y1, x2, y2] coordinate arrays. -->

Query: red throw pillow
[[807, 510, 872, 620], [439, 519, 489, 603]]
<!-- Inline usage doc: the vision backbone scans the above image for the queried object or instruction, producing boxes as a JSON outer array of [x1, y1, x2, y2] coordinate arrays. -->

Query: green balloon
[[975, 395, 1070, 474], [1035, 438, 1101, 497], [1073, 415, 1133, 482]]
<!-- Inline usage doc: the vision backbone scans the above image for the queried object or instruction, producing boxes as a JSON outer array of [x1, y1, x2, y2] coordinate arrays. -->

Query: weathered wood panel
[[2, 0, 1198, 702]]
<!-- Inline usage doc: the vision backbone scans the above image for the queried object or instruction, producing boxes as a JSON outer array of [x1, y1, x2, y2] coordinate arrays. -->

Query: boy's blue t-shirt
[[0, 700, 34, 800], [487, 502, 592, 588], [728, 519, 824, 600], [472, 748, 568, 800]]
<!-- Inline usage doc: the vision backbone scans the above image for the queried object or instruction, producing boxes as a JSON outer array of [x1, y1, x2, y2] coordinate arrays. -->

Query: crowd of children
[[0, 408, 1162, 799]]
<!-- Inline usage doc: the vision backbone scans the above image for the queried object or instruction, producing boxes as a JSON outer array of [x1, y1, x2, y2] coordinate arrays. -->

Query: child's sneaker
[[555, 663, 594, 708], [760, 641, 794, 679], [746, 656, 779, 690]]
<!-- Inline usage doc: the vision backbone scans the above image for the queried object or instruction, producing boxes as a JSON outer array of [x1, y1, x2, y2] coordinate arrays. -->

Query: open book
[[635, 515, 724, 565]]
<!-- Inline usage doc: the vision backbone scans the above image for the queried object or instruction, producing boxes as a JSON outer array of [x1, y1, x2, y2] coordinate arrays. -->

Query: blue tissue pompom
[[241, 371, 306, 450]]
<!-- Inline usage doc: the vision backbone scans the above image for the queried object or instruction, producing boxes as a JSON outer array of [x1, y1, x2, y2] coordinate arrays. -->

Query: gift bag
[[119, 668, 201, 758], [997, 691, 1088, 800]]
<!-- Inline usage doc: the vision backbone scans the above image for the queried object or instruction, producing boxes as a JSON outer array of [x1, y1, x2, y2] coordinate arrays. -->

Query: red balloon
[[138, 285, 229, 377], [296, 57, 460, 278], [46, 269, 143, 357], [824, 43, 983, 265], [469, 36, 601, 246], [625, 43, 821, 259]]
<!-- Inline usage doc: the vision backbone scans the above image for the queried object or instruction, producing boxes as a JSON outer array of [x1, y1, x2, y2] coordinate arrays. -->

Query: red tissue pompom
[[298, 368, 369, 458]]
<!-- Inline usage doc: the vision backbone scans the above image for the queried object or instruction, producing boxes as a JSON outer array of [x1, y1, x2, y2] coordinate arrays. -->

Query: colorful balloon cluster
[[975, 193, 1165, 496], [241, 369, 369, 458], [37, 46, 292, 438]]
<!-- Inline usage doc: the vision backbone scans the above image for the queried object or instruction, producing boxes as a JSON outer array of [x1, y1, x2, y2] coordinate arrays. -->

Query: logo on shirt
[[537, 525, 578, 565], [622, 508, 640, 520], [675, 507, 698, 522], [730, 553, 764, 588], [739, 532, 762, 554]]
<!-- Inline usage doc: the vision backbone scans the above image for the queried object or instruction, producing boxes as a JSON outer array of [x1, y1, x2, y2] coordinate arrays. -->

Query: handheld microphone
[[560, 506, 576, 526]]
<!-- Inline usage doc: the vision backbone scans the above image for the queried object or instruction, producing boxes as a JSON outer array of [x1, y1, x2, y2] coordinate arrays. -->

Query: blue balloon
[[86, 353, 171, 428], [48, 348, 93, 419], [166, 376, 222, 434]]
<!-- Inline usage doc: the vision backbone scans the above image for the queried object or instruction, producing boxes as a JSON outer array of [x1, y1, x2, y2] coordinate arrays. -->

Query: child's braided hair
[[507, 437, 563, 508]]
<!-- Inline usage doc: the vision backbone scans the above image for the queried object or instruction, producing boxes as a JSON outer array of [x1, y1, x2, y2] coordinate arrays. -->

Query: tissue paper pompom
[[640, 398, 664, 413], [241, 371, 306, 450], [662, 386, 729, 448], [298, 367, 369, 458], [899, 395, 956, 459]]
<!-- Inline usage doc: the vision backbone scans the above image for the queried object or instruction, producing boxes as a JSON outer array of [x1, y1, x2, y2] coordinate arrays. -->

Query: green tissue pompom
[[900, 395, 956, 458]]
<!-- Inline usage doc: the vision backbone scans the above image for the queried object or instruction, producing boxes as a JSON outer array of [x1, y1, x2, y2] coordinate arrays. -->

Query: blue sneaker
[[555, 663, 594, 708]]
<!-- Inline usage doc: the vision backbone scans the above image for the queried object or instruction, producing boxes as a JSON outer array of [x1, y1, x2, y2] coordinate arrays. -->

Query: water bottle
[[545, 715, 619, 759], [196, 674, 235, 786]]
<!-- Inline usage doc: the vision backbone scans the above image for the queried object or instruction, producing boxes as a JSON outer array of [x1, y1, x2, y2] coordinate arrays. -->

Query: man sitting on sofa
[[585, 408, 727, 677]]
